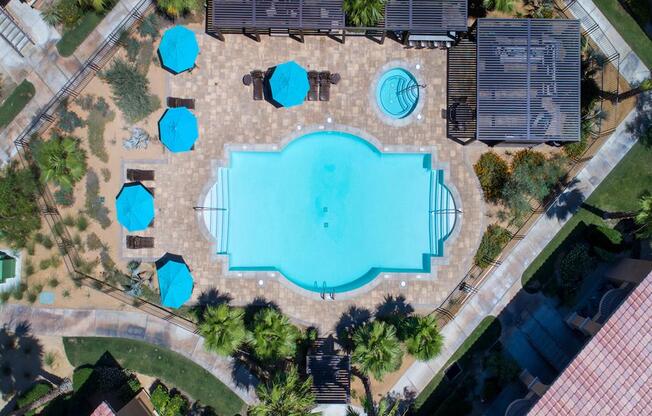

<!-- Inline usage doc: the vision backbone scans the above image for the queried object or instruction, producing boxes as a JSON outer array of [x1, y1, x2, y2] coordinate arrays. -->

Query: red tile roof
[[90, 401, 116, 416], [530, 272, 652, 415]]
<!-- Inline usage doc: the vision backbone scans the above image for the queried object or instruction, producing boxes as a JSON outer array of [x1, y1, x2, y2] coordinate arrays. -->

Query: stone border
[[196, 123, 462, 301], [369, 59, 427, 127]]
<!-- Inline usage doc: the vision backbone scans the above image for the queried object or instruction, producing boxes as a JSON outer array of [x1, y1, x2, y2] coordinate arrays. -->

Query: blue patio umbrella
[[158, 107, 199, 152], [158, 25, 199, 74], [115, 182, 154, 232], [268, 61, 310, 108], [156, 254, 194, 309]]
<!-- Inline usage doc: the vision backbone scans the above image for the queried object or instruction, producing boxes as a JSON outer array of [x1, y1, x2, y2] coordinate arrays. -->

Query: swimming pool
[[202, 130, 456, 293], [375, 67, 419, 119]]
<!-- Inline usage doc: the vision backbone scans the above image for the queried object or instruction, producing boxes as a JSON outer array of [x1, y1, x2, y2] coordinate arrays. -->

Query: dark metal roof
[[476, 19, 581, 142], [385, 0, 467, 33], [210, 0, 345, 30]]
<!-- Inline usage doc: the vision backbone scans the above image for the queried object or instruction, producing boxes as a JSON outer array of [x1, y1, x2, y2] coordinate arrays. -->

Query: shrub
[[86, 232, 104, 250], [86, 98, 115, 163], [474, 152, 509, 202], [100, 168, 111, 182], [12, 287, 24, 300], [474, 225, 511, 268], [57, 100, 84, 133], [102, 59, 160, 123], [100, 249, 115, 271], [502, 154, 566, 222], [563, 135, 588, 159], [48, 276, 60, 287], [76, 214, 89, 231], [63, 213, 75, 227], [54, 186, 75, 206], [0, 291, 10, 303], [40, 258, 52, 270], [27, 292, 38, 304], [156, 0, 200, 18], [0, 162, 41, 248], [588, 224, 623, 251], [23, 259, 35, 277], [121, 33, 141, 62], [85, 169, 111, 228], [151, 384, 189, 416], [55, 0, 84, 29], [26, 241, 35, 256], [559, 243, 593, 302], [41, 235, 54, 250], [138, 13, 161, 39]]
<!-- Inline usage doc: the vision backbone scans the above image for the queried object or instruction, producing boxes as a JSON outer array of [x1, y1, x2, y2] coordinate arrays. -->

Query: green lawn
[[593, 0, 652, 69], [522, 141, 652, 288], [0, 80, 35, 129], [63, 337, 246, 416], [414, 316, 501, 415], [56, 13, 105, 57]]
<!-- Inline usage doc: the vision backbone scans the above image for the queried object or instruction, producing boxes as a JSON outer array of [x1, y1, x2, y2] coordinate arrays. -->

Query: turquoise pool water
[[376, 67, 419, 119], [203, 131, 456, 293]]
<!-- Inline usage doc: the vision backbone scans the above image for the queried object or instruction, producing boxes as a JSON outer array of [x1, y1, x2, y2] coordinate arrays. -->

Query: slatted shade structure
[[210, 0, 345, 30], [476, 19, 581, 142], [385, 0, 467, 34]]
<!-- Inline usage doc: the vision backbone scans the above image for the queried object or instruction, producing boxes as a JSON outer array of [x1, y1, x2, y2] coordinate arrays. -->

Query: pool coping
[[196, 123, 463, 301]]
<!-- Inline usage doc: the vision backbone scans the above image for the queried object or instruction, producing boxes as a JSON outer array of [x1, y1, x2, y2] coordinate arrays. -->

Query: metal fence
[[12, 0, 197, 334], [432, 1, 622, 326]]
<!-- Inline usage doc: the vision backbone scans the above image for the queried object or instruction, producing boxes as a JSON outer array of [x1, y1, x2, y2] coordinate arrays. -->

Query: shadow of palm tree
[[626, 91, 652, 147], [0, 322, 45, 397], [243, 297, 280, 328], [335, 306, 372, 352], [545, 179, 585, 221], [191, 288, 233, 320]]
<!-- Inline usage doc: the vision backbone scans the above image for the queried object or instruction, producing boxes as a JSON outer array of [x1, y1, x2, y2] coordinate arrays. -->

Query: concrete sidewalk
[[0, 304, 258, 404], [390, 104, 641, 397]]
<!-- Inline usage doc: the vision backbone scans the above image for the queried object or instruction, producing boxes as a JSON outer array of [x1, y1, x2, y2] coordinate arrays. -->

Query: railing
[[431, 2, 622, 326], [12, 0, 198, 334]]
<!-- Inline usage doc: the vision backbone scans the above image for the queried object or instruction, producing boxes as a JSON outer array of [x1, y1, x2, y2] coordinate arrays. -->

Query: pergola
[[206, 0, 468, 42], [475, 18, 581, 143]]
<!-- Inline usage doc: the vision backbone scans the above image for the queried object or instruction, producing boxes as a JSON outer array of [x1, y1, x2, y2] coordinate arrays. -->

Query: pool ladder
[[316, 281, 335, 300]]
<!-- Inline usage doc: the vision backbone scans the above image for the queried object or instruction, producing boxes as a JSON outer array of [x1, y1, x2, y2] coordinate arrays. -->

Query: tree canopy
[[199, 304, 247, 356], [351, 321, 403, 381], [0, 162, 41, 248], [248, 366, 316, 416]]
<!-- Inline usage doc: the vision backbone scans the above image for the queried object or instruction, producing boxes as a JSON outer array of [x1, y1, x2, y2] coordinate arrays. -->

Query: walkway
[[390, 104, 642, 396], [0, 304, 258, 404], [564, 0, 650, 83], [0, 0, 149, 162]]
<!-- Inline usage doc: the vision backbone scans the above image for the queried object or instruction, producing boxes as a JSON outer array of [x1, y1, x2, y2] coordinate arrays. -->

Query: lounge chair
[[319, 71, 331, 102], [307, 71, 319, 101], [251, 70, 264, 101], [329, 73, 341, 85], [126, 169, 155, 181], [126, 236, 154, 249], [166, 97, 195, 109]]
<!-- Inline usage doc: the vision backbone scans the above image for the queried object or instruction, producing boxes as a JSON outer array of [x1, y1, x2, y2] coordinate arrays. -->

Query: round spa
[[375, 67, 420, 119]]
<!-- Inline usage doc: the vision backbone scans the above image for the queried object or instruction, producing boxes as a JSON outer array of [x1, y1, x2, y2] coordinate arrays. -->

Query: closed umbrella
[[115, 182, 154, 232]]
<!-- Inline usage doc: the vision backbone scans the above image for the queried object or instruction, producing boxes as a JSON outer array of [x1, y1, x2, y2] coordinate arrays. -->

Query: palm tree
[[343, 0, 385, 27], [156, 0, 200, 18], [635, 195, 652, 238], [199, 304, 247, 356], [248, 366, 316, 416], [35, 136, 87, 190], [346, 398, 403, 416], [250, 308, 301, 362], [404, 315, 444, 361], [40, 5, 61, 27], [483, 0, 516, 14], [351, 321, 403, 381]]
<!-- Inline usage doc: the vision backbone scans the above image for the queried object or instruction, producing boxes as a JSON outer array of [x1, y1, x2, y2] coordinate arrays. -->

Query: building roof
[[210, 0, 346, 30], [90, 402, 116, 416], [530, 272, 652, 415], [384, 0, 467, 33], [476, 18, 581, 142]]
